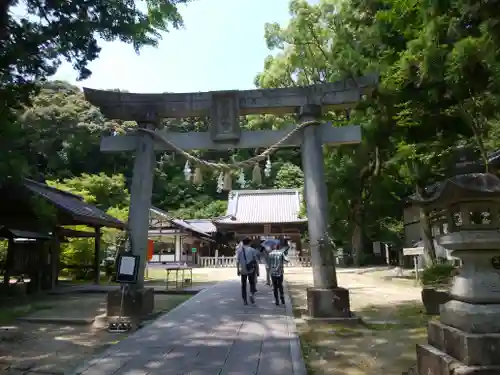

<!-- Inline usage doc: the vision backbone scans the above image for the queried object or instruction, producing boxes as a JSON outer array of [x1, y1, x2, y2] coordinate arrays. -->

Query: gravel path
[[285, 267, 421, 315]]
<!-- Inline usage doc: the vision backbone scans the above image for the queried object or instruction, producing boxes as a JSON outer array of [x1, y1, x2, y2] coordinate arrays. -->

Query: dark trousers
[[241, 272, 256, 301], [271, 275, 284, 301]]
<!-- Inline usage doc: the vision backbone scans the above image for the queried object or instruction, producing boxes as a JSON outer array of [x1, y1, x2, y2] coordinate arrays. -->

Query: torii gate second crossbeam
[[84, 74, 377, 320]]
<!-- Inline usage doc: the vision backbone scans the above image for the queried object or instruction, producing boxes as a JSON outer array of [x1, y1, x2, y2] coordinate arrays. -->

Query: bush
[[421, 263, 457, 287]]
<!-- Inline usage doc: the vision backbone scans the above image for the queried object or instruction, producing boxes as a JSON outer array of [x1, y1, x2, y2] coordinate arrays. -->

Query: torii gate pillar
[[299, 104, 353, 319]]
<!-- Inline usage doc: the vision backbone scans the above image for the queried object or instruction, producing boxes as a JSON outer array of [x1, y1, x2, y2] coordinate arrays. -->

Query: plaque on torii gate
[[84, 74, 377, 319]]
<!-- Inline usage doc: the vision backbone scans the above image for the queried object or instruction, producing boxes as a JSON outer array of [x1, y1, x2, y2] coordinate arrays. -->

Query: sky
[[50, 0, 295, 93]]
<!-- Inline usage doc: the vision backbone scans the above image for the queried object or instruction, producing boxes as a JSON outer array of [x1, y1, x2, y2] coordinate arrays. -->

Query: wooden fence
[[198, 255, 311, 268]]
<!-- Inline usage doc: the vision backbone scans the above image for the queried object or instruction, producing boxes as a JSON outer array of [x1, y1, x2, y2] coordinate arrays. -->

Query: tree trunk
[[3, 238, 14, 290], [352, 223, 364, 266], [351, 202, 364, 267], [0, 1, 14, 40], [419, 207, 437, 265], [415, 185, 437, 265]]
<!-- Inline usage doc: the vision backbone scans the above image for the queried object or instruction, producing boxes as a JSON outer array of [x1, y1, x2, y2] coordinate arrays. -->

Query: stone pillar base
[[307, 287, 356, 320], [106, 287, 154, 323], [411, 320, 500, 375]]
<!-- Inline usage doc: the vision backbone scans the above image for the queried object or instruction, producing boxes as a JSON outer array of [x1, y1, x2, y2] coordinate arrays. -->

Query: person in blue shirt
[[236, 237, 259, 305], [268, 245, 289, 306]]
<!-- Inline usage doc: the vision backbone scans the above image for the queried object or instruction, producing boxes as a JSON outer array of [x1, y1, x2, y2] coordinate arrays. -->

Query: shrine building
[[212, 189, 307, 256]]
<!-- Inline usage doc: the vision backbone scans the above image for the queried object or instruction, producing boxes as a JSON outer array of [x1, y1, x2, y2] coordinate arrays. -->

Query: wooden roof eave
[[57, 227, 98, 238], [181, 228, 215, 243], [23, 180, 127, 230]]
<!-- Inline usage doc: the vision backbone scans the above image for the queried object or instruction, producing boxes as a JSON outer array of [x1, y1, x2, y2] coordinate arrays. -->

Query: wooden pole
[[94, 226, 101, 285]]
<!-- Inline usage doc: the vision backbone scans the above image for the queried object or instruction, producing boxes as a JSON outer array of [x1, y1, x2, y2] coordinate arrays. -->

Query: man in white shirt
[[236, 237, 259, 305]]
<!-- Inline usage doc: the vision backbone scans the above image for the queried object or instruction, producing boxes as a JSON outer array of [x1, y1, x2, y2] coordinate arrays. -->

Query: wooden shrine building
[[0, 178, 126, 291], [212, 189, 307, 254], [148, 207, 216, 264]]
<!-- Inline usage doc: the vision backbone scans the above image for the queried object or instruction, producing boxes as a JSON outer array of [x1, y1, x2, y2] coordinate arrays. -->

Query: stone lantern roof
[[406, 173, 500, 209]]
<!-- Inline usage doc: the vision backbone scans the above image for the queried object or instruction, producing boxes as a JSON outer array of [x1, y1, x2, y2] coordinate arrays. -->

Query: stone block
[[427, 320, 500, 366], [106, 287, 154, 321], [417, 343, 455, 375], [416, 343, 500, 375], [440, 300, 500, 334], [307, 287, 352, 318]]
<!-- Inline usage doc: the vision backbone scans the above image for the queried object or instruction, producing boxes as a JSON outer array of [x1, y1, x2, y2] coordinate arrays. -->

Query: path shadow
[[0, 293, 192, 375], [72, 280, 301, 375]]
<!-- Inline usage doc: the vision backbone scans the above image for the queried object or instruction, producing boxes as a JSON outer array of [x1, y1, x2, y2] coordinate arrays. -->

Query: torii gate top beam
[[83, 74, 377, 122]]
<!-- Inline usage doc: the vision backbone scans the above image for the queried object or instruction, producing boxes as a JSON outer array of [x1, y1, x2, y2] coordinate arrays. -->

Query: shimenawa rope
[[136, 119, 320, 170]]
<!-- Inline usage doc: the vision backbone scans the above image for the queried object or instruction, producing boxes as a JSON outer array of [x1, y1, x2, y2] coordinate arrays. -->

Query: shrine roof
[[149, 207, 215, 238], [184, 219, 217, 233], [23, 179, 126, 229], [213, 189, 307, 225]]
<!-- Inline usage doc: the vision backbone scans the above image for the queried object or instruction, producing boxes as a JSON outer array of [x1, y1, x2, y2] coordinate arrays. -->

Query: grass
[[297, 321, 427, 375], [358, 301, 434, 329], [58, 275, 119, 285], [0, 300, 55, 324], [0, 266, 208, 325], [0, 293, 193, 326], [288, 284, 431, 375]]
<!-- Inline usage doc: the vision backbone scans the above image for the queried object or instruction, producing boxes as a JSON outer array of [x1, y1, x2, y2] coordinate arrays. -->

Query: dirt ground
[[0, 267, 231, 375], [0, 293, 191, 375], [146, 266, 240, 283], [286, 267, 432, 375], [0, 267, 428, 375]]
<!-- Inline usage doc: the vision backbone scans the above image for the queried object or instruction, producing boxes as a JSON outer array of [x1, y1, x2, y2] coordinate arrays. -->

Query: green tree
[[0, 0, 188, 182], [274, 162, 304, 189], [47, 173, 130, 273], [48, 173, 130, 210], [256, 0, 394, 265], [256, 0, 492, 266], [1, 0, 188, 98], [172, 200, 228, 219], [17, 81, 135, 180]]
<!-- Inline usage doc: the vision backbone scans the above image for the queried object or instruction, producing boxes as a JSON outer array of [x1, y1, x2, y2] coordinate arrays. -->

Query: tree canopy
[[256, 0, 500, 263], [0, 0, 188, 181]]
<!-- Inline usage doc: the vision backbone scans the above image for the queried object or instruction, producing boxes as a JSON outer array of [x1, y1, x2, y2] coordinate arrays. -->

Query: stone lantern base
[[414, 304, 500, 375]]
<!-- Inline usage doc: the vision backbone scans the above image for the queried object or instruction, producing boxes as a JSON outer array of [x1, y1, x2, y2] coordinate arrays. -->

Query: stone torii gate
[[84, 74, 377, 319]]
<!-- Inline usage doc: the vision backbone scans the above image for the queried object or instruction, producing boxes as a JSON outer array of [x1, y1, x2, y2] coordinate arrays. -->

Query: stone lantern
[[407, 172, 500, 375]]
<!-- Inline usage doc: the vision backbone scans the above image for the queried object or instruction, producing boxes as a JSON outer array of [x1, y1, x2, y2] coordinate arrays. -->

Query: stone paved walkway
[[70, 275, 306, 375]]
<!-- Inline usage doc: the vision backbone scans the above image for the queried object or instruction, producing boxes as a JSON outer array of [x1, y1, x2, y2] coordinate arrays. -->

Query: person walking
[[260, 239, 280, 286], [236, 237, 259, 305], [251, 240, 260, 288], [268, 247, 289, 306], [262, 245, 271, 286]]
